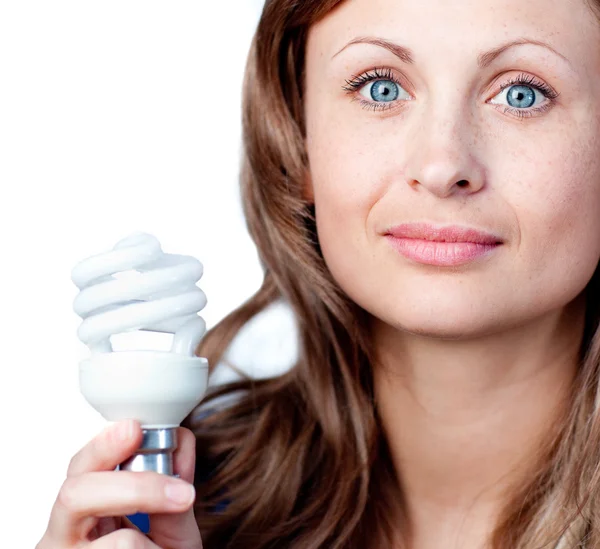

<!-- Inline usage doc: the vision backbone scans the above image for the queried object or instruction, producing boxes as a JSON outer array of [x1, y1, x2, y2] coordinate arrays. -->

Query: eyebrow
[[332, 36, 573, 70]]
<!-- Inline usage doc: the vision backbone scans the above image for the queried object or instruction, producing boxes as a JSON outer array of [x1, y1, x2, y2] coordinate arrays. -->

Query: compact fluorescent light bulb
[[71, 232, 209, 476]]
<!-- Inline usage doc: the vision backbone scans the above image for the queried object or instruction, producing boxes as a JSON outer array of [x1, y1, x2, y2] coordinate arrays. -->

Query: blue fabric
[[211, 498, 231, 513], [124, 496, 229, 535], [127, 512, 150, 533]]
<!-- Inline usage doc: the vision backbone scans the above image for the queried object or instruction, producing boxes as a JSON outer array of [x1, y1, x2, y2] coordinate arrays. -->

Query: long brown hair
[[181, 1, 600, 547]]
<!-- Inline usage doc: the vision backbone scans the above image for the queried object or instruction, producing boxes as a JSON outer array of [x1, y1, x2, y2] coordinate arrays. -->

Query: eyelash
[[342, 67, 560, 119]]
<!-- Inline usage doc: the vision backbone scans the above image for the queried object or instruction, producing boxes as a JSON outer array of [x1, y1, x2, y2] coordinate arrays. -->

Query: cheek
[[308, 123, 387, 203], [307, 120, 388, 282], [513, 137, 600, 289]]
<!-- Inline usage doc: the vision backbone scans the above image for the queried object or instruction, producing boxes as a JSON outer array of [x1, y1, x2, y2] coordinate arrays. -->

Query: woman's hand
[[36, 419, 203, 548]]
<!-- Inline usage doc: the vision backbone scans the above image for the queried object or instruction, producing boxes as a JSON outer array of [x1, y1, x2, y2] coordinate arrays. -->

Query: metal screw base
[[119, 427, 179, 476]]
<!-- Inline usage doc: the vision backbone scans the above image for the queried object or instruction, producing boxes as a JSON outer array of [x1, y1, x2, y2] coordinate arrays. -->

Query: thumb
[[145, 427, 203, 549]]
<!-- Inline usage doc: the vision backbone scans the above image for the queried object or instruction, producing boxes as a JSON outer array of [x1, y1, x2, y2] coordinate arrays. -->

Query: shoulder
[[202, 298, 298, 404]]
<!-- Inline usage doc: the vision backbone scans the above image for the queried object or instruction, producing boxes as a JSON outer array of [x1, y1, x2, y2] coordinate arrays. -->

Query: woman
[[36, 0, 600, 547]]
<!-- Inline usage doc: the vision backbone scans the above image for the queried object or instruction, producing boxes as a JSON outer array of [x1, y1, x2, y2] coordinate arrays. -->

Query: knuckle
[[57, 476, 79, 511], [114, 528, 147, 549], [66, 452, 82, 476]]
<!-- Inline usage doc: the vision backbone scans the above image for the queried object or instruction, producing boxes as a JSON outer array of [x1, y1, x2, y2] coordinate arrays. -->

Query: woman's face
[[303, 0, 600, 338]]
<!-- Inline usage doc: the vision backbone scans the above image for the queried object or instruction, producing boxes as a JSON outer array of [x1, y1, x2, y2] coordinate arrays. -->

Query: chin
[[370, 306, 509, 341], [395, 321, 493, 341]]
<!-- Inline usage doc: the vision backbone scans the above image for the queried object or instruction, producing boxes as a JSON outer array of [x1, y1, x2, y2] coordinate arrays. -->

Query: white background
[[0, 1, 269, 543]]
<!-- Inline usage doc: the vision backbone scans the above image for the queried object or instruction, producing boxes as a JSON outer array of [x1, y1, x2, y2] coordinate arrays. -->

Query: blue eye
[[488, 74, 560, 118], [342, 67, 408, 111], [504, 85, 536, 109], [492, 84, 543, 111], [342, 67, 559, 119], [360, 79, 400, 102]]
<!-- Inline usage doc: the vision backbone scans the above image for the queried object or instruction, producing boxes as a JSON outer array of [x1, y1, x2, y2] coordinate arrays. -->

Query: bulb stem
[[119, 427, 179, 476]]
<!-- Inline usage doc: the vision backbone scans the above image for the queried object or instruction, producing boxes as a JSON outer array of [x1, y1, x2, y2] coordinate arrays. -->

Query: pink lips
[[384, 223, 502, 266]]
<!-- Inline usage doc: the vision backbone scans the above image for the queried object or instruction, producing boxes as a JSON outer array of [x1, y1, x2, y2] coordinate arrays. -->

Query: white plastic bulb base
[[79, 350, 209, 476]]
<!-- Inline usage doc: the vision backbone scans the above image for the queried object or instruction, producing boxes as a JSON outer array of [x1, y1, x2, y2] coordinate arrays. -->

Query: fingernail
[[165, 481, 195, 505]]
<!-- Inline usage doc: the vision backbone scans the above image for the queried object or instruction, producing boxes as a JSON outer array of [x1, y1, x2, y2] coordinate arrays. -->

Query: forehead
[[307, 0, 600, 75]]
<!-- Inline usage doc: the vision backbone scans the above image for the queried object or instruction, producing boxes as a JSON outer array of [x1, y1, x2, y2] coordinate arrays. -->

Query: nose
[[405, 112, 485, 198], [408, 163, 483, 198]]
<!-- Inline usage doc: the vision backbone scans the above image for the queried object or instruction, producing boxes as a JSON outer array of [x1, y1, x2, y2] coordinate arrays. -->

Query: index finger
[[67, 419, 142, 477]]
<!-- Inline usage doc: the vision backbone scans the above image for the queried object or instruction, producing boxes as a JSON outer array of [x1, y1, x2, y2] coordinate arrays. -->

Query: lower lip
[[385, 236, 501, 266]]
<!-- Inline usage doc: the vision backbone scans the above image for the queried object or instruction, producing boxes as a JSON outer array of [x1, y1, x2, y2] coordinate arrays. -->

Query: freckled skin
[[303, 0, 600, 339], [301, 3, 600, 543]]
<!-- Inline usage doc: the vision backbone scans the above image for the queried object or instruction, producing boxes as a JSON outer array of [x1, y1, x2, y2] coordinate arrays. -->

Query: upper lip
[[384, 223, 503, 244]]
